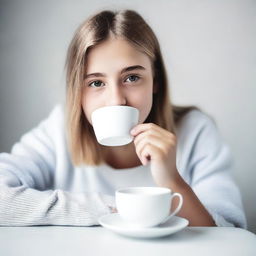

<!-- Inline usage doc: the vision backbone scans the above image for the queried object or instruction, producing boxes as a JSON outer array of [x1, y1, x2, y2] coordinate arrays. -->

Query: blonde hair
[[65, 9, 197, 166]]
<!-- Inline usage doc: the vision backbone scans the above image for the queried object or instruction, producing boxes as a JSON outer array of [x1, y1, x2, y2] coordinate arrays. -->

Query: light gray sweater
[[0, 104, 247, 228]]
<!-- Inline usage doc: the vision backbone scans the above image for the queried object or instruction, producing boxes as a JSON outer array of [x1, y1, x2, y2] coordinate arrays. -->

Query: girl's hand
[[131, 123, 179, 187]]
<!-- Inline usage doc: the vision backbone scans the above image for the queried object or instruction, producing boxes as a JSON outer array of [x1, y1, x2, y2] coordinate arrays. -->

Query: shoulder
[[176, 109, 217, 137], [20, 103, 66, 142], [47, 103, 65, 121], [175, 109, 224, 154], [39, 103, 65, 130], [175, 109, 233, 182], [39, 103, 66, 141]]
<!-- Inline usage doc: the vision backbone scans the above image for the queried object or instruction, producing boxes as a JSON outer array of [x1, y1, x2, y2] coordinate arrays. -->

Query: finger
[[134, 128, 176, 155], [133, 129, 164, 147], [131, 123, 160, 136], [131, 123, 175, 139], [135, 133, 166, 157], [135, 136, 165, 165], [140, 143, 161, 165]]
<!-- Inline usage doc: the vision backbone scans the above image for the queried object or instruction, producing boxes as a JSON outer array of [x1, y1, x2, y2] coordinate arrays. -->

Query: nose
[[107, 84, 127, 106]]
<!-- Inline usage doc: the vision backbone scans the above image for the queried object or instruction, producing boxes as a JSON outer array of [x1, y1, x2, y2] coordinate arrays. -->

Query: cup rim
[[116, 186, 171, 196], [92, 105, 138, 116]]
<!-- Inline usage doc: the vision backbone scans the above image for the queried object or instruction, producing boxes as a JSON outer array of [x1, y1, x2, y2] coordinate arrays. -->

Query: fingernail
[[130, 128, 135, 135]]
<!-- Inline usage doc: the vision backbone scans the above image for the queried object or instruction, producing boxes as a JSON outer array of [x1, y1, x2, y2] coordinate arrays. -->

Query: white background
[[0, 0, 255, 233]]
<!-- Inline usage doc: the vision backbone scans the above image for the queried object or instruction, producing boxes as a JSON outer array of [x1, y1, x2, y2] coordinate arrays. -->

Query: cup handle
[[160, 192, 183, 224]]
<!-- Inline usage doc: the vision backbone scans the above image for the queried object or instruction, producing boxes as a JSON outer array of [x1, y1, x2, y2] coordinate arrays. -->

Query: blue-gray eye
[[89, 80, 104, 87], [125, 75, 140, 83]]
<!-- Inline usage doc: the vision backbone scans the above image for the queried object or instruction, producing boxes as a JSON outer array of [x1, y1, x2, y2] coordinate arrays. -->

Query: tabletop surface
[[0, 226, 256, 256]]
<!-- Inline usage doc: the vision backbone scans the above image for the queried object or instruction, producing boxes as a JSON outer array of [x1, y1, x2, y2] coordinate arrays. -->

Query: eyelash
[[88, 74, 141, 88]]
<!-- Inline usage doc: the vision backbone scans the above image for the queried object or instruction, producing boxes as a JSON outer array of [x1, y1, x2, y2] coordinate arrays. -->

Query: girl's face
[[82, 37, 155, 125]]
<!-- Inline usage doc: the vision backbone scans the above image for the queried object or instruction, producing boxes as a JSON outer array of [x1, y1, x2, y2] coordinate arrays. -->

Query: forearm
[[167, 172, 216, 227], [0, 184, 114, 226]]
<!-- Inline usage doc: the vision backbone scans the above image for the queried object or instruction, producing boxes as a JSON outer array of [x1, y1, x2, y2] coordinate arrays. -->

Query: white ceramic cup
[[116, 187, 183, 228], [91, 106, 139, 146]]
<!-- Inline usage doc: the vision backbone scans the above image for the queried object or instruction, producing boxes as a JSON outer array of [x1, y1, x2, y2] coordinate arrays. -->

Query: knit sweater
[[0, 104, 247, 228]]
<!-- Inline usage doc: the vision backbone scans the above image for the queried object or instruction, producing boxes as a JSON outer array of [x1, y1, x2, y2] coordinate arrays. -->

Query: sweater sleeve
[[0, 105, 114, 226], [178, 110, 247, 228]]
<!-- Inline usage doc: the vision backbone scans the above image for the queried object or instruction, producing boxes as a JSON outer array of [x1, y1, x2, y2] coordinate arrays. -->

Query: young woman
[[0, 10, 246, 228]]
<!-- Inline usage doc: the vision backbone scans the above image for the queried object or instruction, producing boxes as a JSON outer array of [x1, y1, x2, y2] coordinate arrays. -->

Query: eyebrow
[[84, 65, 146, 80]]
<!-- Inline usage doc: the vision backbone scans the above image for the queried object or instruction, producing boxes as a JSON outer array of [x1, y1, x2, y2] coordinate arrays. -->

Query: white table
[[0, 226, 255, 256]]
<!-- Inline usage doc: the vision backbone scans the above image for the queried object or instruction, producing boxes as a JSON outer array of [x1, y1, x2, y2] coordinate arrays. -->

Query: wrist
[[167, 170, 188, 192]]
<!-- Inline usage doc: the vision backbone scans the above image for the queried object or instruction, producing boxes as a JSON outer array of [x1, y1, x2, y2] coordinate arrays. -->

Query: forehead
[[85, 38, 152, 73]]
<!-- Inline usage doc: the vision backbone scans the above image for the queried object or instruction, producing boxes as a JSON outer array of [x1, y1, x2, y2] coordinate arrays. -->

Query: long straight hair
[[65, 10, 197, 166]]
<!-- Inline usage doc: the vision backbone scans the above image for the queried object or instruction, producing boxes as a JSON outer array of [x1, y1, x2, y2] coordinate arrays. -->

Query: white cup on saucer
[[115, 187, 183, 228], [91, 106, 139, 146]]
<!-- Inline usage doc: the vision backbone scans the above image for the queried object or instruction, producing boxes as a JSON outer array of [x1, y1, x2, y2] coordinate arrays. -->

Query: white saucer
[[98, 213, 189, 239]]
